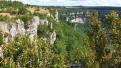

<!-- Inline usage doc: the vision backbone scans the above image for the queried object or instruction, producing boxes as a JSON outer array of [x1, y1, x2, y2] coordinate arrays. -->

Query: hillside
[[0, 1, 90, 68], [1, 1, 121, 68]]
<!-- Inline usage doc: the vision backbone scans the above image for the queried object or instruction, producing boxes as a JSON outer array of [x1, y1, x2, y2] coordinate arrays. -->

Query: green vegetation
[[1, 35, 67, 68], [83, 11, 121, 68], [0, 16, 10, 21], [0, 1, 28, 14], [18, 15, 33, 29], [1, 1, 121, 68], [37, 24, 49, 37], [53, 21, 95, 67], [34, 12, 47, 19]]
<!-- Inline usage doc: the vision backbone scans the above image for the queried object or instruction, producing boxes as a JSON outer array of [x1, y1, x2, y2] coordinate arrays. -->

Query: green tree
[[106, 11, 121, 68], [87, 12, 108, 68], [1, 35, 67, 68]]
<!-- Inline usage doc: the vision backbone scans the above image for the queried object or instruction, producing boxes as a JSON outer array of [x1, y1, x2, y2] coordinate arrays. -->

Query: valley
[[0, 1, 121, 68]]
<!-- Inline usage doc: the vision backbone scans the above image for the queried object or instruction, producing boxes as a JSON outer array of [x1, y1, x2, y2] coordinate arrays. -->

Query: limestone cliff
[[0, 16, 57, 45]]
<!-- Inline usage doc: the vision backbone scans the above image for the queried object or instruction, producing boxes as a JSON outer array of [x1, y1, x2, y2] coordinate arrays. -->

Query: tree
[[87, 12, 108, 68], [1, 35, 67, 68], [106, 11, 121, 68]]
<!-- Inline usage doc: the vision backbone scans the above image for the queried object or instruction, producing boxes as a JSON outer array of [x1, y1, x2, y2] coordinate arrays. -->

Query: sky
[[12, 0, 121, 6]]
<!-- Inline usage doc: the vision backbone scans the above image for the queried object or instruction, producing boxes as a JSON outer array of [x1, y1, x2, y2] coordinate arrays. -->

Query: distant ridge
[[64, 6, 121, 11]]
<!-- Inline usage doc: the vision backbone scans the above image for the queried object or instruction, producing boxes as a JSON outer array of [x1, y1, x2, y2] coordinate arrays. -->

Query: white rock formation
[[16, 19, 25, 36], [0, 16, 40, 42], [0, 16, 57, 44], [27, 16, 40, 41], [10, 24, 17, 40], [32, 16, 40, 26], [71, 17, 84, 24], [0, 22, 9, 42], [40, 19, 49, 26], [0, 22, 9, 33], [0, 45, 3, 60], [50, 31, 56, 45], [70, 17, 85, 30], [66, 17, 69, 21], [55, 10, 59, 22]]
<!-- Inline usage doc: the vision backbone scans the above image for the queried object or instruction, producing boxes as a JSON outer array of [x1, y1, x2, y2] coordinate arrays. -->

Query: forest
[[0, 1, 121, 68]]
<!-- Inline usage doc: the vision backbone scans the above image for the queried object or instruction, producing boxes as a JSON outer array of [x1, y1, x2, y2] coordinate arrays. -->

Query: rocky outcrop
[[10, 24, 16, 40], [40, 19, 49, 26], [0, 45, 3, 60], [71, 18, 85, 24], [50, 31, 56, 45], [70, 17, 86, 30], [0, 16, 57, 45], [16, 19, 25, 36], [27, 16, 40, 41], [55, 10, 59, 22], [0, 16, 41, 42], [41, 30, 56, 45], [0, 22, 9, 42]]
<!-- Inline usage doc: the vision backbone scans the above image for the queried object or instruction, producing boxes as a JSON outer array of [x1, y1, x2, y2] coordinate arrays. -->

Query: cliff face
[[0, 16, 56, 45], [0, 16, 39, 42]]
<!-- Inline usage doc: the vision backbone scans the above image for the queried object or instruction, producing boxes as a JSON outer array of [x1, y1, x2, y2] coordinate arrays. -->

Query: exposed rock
[[66, 17, 69, 21], [31, 16, 40, 26], [71, 17, 85, 24], [47, 13, 51, 16], [0, 22, 9, 42], [42, 36, 50, 43], [16, 19, 25, 36], [40, 19, 49, 26], [0, 22, 9, 33], [0, 16, 57, 44], [74, 24, 78, 30], [50, 31, 56, 45], [0, 16, 41, 42], [10, 24, 16, 40], [17, 62, 21, 68], [55, 10, 59, 22], [0, 45, 3, 61], [27, 16, 40, 41], [70, 17, 86, 30]]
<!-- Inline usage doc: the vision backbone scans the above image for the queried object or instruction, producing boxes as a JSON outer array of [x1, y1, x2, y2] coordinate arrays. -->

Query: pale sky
[[12, 0, 121, 6]]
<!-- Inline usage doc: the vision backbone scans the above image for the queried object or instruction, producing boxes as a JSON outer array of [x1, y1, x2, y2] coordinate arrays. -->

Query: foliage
[[0, 16, 10, 21], [17, 15, 33, 29], [47, 16, 55, 23], [84, 11, 121, 68], [33, 12, 47, 19], [1, 1, 121, 67], [1, 35, 67, 68], [53, 21, 94, 67], [105, 11, 121, 68], [86, 12, 108, 68], [0, 32, 3, 45], [0, 1, 25, 9], [37, 24, 49, 37]]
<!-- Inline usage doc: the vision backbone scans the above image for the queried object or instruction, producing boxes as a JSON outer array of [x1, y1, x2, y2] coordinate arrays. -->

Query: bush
[[16, 15, 33, 29], [1, 35, 67, 68], [33, 12, 46, 19]]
